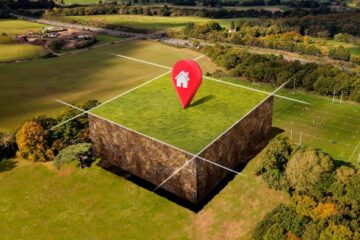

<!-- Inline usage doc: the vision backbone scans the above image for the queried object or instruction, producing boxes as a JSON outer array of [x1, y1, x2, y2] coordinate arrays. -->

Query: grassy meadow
[[91, 74, 267, 153], [0, 40, 216, 132], [0, 20, 49, 62], [65, 15, 255, 31], [0, 150, 288, 239], [220, 78, 360, 165]]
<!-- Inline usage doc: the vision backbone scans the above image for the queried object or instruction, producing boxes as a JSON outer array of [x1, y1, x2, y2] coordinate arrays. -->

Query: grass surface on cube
[[91, 74, 268, 153]]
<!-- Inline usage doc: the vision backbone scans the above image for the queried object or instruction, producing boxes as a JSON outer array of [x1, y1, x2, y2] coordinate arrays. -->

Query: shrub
[[253, 204, 307, 240], [46, 39, 62, 52], [0, 132, 17, 159], [329, 45, 351, 61], [53, 143, 93, 169], [285, 148, 334, 193], [16, 121, 53, 162]]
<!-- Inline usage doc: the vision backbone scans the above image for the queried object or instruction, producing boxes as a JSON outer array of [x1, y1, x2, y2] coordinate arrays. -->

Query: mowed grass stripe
[[0, 40, 203, 132], [91, 75, 268, 153]]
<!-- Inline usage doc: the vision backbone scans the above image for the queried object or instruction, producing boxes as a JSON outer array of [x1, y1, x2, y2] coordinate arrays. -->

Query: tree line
[[253, 134, 360, 239], [203, 44, 360, 102], [182, 19, 360, 63]]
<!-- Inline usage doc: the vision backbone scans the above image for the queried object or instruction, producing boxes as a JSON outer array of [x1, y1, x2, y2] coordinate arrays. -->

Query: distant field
[[0, 20, 49, 62], [312, 37, 360, 56], [0, 40, 215, 132], [65, 15, 256, 31], [0, 19, 46, 36], [91, 74, 267, 153], [0, 44, 48, 62]]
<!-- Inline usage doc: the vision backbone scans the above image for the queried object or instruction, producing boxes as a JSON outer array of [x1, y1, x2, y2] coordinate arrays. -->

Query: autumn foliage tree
[[16, 121, 53, 162]]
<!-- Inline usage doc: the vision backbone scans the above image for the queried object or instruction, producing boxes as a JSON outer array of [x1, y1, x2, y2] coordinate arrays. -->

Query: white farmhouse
[[175, 71, 190, 88]]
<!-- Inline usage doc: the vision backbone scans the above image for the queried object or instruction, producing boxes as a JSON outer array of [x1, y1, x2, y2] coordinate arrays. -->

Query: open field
[[0, 44, 48, 62], [65, 15, 256, 31], [221, 77, 360, 165], [91, 74, 267, 153], [312, 37, 360, 56], [0, 19, 46, 36], [0, 20, 49, 62], [0, 150, 288, 239], [0, 40, 215, 132]]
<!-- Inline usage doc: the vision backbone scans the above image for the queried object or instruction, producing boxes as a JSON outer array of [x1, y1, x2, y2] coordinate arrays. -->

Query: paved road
[[9, 13, 158, 39]]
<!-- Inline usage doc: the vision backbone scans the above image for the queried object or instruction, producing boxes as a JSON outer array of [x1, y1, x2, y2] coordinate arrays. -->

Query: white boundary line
[[349, 141, 360, 163], [52, 54, 207, 130], [54, 99, 244, 177], [112, 53, 310, 105]]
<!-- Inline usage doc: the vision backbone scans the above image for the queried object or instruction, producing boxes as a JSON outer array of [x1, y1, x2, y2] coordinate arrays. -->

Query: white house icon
[[175, 71, 190, 88]]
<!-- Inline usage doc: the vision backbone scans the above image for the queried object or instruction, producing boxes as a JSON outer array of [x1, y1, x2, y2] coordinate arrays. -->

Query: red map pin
[[171, 60, 202, 109]]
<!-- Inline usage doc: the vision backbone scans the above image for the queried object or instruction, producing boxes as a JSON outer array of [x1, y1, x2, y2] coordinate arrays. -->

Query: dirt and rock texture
[[89, 96, 273, 204]]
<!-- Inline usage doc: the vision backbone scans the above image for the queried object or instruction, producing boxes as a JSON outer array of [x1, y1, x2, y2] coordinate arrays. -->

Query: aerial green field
[[0, 40, 215, 132], [65, 15, 256, 31], [0, 19, 49, 62], [0, 19, 46, 36], [91, 74, 267, 153], [220, 77, 360, 165], [0, 44, 48, 62], [0, 150, 288, 239]]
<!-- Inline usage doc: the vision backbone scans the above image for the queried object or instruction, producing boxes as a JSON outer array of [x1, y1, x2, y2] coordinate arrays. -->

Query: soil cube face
[[89, 96, 273, 204]]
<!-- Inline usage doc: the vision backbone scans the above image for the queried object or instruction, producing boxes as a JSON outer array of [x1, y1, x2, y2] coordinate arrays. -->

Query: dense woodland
[[203, 45, 360, 102], [253, 135, 360, 239]]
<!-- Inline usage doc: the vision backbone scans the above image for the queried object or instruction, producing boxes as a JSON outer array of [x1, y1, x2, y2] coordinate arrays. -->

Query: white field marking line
[[54, 99, 243, 177], [349, 141, 360, 163], [151, 80, 290, 192], [113, 53, 310, 105], [282, 128, 356, 148], [51, 55, 206, 130], [194, 80, 290, 157], [111, 53, 172, 70]]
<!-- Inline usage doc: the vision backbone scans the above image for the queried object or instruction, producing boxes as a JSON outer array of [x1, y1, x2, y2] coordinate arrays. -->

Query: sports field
[[220, 78, 360, 165], [65, 15, 255, 31], [91, 74, 267, 153]]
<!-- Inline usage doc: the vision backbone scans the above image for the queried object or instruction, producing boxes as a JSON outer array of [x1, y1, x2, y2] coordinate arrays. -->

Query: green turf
[[0, 40, 213, 132], [0, 152, 287, 239], [65, 15, 256, 31], [0, 19, 46, 36], [0, 44, 48, 62], [91, 75, 267, 153], [0, 19, 48, 62]]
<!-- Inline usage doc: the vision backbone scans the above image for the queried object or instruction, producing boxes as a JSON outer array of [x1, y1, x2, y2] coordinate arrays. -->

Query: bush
[[253, 204, 308, 240], [285, 148, 334, 193], [0, 132, 17, 159], [53, 143, 93, 169], [46, 39, 62, 52], [329, 45, 351, 61], [16, 121, 53, 162]]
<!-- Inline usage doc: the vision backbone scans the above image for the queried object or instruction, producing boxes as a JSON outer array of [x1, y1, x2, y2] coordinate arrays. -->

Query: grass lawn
[[0, 40, 215, 132], [0, 149, 288, 239], [0, 19, 46, 36], [0, 44, 48, 62], [0, 19, 49, 62], [220, 77, 360, 165], [95, 33, 125, 44], [65, 15, 256, 31], [91, 74, 267, 153]]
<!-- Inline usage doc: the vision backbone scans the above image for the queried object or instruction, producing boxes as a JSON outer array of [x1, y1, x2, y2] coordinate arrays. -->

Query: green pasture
[[0, 44, 48, 62], [0, 19, 49, 62], [0, 40, 214, 132], [91, 74, 267, 153], [0, 149, 287, 239], [65, 15, 255, 31], [0, 19, 46, 36], [221, 77, 360, 165]]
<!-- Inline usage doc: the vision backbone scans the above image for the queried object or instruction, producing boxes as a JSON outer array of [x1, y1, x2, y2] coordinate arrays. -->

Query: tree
[[319, 223, 353, 240], [53, 143, 93, 169], [285, 148, 334, 193], [329, 45, 351, 61], [16, 121, 53, 162]]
